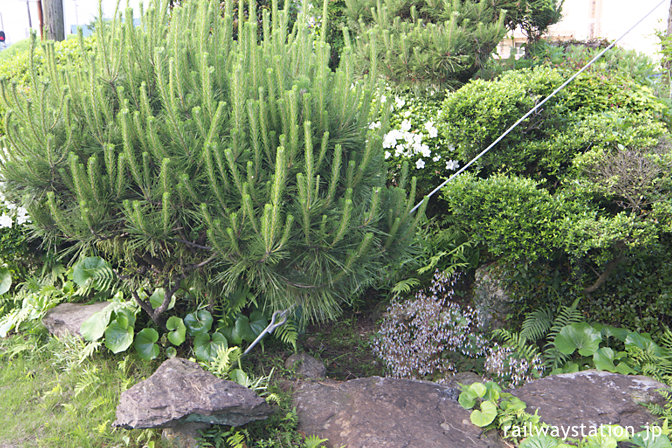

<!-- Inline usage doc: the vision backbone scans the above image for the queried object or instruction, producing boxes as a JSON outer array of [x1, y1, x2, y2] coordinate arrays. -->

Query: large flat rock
[[293, 376, 503, 448], [511, 370, 666, 431], [114, 358, 272, 429], [42, 302, 110, 339]]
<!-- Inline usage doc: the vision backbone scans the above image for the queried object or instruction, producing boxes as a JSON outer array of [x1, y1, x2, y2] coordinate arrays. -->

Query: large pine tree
[[0, 0, 421, 323]]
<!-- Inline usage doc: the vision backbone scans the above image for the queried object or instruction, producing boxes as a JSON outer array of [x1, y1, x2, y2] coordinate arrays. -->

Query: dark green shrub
[[439, 67, 665, 178], [0, 0, 420, 324], [441, 173, 570, 263]]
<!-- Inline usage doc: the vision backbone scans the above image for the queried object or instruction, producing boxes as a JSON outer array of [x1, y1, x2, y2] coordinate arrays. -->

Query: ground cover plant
[[0, 330, 163, 447]]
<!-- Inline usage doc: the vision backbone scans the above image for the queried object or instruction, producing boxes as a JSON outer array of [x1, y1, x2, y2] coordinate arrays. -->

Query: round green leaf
[[105, 318, 134, 353], [166, 316, 186, 346], [469, 382, 487, 398], [0, 267, 12, 295], [233, 315, 255, 344], [72, 256, 107, 287], [519, 434, 563, 448], [554, 323, 601, 356], [458, 389, 477, 409], [166, 346, 177, 358], [135, 328, 160, 360], [470, 400, 497, 427], [593, 347, 617, 372], [149, 288, 165, 309], [194, 331, 228, 362], [80, 306, 113, 342], [600, 326, 629, 342], [184, 310, 213, 336], [248, 310, 268, 337], [625, 332, 664, 356], [229, 369, 249, 386]]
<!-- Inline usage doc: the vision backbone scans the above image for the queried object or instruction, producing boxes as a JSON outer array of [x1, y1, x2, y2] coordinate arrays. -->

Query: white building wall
[[548, 0, 668, 58]]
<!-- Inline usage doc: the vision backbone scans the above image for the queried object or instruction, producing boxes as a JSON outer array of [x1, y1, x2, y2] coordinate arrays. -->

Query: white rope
[[410, 0, 668, 214]]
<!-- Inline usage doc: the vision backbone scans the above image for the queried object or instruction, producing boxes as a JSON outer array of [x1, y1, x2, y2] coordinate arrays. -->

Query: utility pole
[[26, 0, 33, 28], [43, 0, 65, 41], [37, 0, 45, 39]]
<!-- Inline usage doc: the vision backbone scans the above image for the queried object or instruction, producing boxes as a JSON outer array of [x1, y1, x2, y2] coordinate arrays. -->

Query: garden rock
[[293, 376, 505, 448], [114, 357, 272, 429], [471, 263, 514, 330], [285, 353, 326, 379], [162, 422, 209, 448], [42, 302, 111, 339], [511, 370, 666, 431]]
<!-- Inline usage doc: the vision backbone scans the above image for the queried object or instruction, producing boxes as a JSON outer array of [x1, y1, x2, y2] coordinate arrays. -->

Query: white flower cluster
[[372, 270, 488, 379], [379, 102, 459, 172], [484, 344, 545, 388], [0, 185, 29, 229]]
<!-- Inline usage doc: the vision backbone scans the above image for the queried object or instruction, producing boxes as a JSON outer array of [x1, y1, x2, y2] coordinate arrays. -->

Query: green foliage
[[0, 267, 11, 295], [0, 0, 418, 324], [0, 35, 96, 136], [441, 174, 568, 263], [493, 302, 672, 381], [526, 40, 659, 88], [0, 196, 40, 286], [345, 0, 508, 89], [0, 261, 111, 338], [459, 381, 541, 442], [165, 316, 187, 346], [439, 66, 665, 178], [134, 327, 160, 360], [0, 331, 162, 447]]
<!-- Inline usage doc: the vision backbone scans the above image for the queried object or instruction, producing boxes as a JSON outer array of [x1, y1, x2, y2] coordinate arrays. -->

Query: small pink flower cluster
[[372, 270, 488, 379]]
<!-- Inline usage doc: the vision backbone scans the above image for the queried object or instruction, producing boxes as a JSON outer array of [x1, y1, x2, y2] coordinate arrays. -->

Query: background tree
[[502, 0, 564, 50], [345, 0, 509, 90]]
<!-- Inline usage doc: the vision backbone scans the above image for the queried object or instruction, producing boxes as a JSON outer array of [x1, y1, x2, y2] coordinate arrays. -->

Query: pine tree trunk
[[43, 0, 65, 41]]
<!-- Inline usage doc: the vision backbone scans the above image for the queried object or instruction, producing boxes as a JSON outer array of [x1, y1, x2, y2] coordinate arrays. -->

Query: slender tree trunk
[[43, 0, 65, 41]]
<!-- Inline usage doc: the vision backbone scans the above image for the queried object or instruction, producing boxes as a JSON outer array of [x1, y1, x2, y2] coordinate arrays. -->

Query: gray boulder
[[293, 376, 504, 448], [114, 357, 272, 429], [471, 263, 514, 331], [285, 353, 326, 379], [511, 370, 666, 431], [42, 302, 111, 339]]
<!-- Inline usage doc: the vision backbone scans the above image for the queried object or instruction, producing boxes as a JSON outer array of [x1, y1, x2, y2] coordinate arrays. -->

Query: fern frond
[[273, 319, 298, 351], [520, 307, 553, 343], [546, 298, 583, 343], [492, 328, 542, 361], [391, 277, 420, 296], [209, 346, 242, 378]]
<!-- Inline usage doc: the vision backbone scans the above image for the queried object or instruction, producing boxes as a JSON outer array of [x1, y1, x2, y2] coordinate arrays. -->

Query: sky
[[0, 0, 142, 45]]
